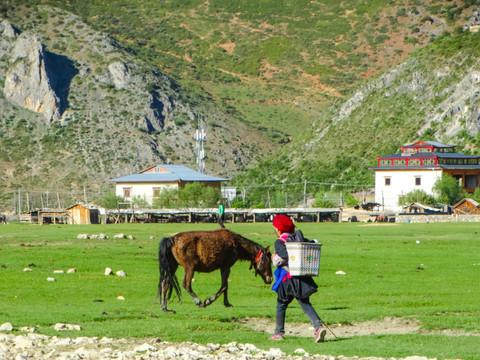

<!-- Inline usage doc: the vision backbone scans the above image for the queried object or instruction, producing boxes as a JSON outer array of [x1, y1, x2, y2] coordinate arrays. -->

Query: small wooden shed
[[66, 203, 100, 224], [452, 198, 480, 215]]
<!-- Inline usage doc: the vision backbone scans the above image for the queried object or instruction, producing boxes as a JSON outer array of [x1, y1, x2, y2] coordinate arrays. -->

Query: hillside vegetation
[[0, 0, 479, 209]]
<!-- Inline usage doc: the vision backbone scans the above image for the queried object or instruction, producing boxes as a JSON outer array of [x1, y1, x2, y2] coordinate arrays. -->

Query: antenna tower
[[194, 115, 206, 173]]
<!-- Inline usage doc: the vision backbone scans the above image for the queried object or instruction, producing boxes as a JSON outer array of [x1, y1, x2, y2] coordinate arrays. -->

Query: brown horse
[[158, 228, 272, 313]]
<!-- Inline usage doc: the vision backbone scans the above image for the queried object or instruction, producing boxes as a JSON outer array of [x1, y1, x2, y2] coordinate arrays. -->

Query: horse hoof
[[224, 303, 233, 308], [162, 309, 176, 314]]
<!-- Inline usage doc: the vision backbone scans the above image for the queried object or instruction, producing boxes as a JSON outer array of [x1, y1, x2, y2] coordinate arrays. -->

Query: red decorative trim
[[255, 251, 263, 263]]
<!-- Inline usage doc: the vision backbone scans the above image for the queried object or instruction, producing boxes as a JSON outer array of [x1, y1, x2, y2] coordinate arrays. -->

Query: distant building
[[452, 198, 480, 215], [109, 164, 228, 205], [371, 140, 480, 212], [66, 203, 101, 224]]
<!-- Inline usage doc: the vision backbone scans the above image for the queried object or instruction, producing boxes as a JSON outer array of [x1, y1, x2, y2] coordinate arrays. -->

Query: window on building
[[423, 158, 436, 166], [415, 177, 421, 186], [408, 159, 421, 166], [123, 187, 131, 198], [394, 159, 407, 166], [466, 175, 477, 188], [153, 187, 161, 196], [385, 178, 391, 186]]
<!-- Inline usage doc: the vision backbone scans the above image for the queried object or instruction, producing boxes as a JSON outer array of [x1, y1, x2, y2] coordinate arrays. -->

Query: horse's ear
[[265, 246, 271, 252]]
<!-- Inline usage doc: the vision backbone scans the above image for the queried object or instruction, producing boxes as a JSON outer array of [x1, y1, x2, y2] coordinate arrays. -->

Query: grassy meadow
[[0, 221, 479, 359]]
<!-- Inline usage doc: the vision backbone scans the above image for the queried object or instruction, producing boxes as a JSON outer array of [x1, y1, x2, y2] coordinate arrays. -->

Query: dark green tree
[[432, 174, 467, 205], [398, 189, 436, 206], [94, 191, 124, 209]]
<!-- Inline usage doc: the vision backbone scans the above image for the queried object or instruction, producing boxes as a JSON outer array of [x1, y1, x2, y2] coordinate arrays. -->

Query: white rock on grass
[[47, 277, 55, 282], [19, 327, 36, 333], [336, 270, 346, 275], [134, 343, 157, 352], [128, 235, 135, 240], [0, 323, 13, 332], [23, 268, 31, 272], [53, 270, 64, 274], [116, 270, 126, 277], [67, 268, 76, 274], [105, 267, 113, 276], [54, 323, 81, 331], [117, 296, 125, 300], [113, 233, 126, 239], [77, 234, 90, 239]]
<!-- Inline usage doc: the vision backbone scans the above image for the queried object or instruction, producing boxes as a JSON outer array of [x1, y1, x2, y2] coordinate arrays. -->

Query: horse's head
[[250, 246, 273, 284]]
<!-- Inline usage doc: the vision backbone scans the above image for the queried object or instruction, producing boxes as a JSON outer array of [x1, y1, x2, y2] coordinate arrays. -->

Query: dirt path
[[236, 317, 479, 340]]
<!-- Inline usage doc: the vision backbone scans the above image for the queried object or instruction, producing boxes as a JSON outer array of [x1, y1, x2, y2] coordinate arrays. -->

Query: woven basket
[[285, 242, 322, 276]]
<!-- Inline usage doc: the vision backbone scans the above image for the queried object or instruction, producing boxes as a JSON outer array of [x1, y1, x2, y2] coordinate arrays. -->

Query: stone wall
[[396, 214, 480, 223]]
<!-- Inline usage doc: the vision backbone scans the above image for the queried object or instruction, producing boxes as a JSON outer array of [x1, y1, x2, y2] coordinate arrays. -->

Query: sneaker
[[314, 328, 327, 343], [269, 334, 284, 340]]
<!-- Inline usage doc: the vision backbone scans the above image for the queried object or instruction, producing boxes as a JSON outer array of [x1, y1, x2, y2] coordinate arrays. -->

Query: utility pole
[[303, 180, 307, 208]]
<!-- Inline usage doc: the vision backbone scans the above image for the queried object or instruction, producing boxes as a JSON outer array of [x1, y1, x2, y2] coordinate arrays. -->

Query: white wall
[[115, 182, 178, 205], [374, 169, 442, 212]]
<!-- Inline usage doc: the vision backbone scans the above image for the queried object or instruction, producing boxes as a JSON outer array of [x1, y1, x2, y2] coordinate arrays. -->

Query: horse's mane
[[227, 229, 265, 260]]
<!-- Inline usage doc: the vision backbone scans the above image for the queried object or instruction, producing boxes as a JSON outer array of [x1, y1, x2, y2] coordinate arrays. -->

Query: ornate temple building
[[372, 141, 480, 212]]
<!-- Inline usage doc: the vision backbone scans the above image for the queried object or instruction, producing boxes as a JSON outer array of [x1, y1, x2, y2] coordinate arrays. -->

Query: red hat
[[273, 214, 295, 233]]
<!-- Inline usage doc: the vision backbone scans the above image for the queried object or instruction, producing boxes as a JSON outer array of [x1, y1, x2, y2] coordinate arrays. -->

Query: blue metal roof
[[110, 165, 228, 183]]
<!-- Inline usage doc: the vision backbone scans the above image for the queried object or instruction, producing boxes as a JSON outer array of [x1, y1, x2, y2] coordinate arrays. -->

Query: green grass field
[[1, 221, 479, 359]]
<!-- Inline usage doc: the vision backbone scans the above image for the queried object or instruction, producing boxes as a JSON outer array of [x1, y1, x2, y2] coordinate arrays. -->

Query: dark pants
[[218, 214, 225, 228], [275, 296, 322, 336]]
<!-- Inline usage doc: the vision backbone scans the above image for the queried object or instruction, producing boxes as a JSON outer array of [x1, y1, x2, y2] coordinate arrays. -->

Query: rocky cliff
[[0, 8, 273, 199]]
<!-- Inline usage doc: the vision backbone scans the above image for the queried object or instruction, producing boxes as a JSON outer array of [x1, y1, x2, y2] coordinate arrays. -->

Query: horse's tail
[[158, 236, 182, 303]]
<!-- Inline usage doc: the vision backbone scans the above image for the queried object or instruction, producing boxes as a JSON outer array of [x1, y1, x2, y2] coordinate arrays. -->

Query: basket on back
[[285, 242, 322, 276]]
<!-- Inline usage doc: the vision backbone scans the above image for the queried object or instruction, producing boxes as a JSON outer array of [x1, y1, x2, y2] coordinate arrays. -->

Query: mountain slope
[[0, 6, 275, 204], [232, 29, 480, 206], [0, 1, 479, 208]]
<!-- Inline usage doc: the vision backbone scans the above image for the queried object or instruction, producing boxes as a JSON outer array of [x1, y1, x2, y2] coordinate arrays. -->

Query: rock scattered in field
[[77, 234, 90, 239], [336, 270, 346, 275], [54, 323, 81, 331], [113, 233, 126, 239], [67, 268, 76, 274], [128, 234, 135, 240], [19, 327, 36, 333], [105, 267, 112, 275], [0, 323, 13, 332], [90, 234, 108, 239], [0, 331, 440, 360], [23, 267, 32, 272], [47, 277, 55, 282], [117, 296, 125, 300], [116, 270, 127, 277], [53, 270, 64, 274]]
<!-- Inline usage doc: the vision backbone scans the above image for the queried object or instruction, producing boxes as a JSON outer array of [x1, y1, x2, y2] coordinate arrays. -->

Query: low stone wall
[[396, 214, 480, 223]]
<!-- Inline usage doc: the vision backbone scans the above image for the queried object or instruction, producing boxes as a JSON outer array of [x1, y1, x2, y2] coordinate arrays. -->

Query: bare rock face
[[3, 32, 63, 123], [107, 61, 131, 89], [0, 19, 20, 38]]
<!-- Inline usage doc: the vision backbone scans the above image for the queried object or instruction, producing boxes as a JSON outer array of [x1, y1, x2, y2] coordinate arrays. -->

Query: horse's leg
[[161, 261, 178, 313], [204, 266, 231, 307], [182, 266, 204, 307]]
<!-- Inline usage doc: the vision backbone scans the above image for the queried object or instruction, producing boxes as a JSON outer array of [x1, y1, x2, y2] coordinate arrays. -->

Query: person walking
[[269, 214, 326, 343], [217, 201, 225, 228]]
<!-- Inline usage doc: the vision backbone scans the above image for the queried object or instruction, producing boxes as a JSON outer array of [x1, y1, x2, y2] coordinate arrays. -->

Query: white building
[[372, 141, 480, 212], [109, 164, 228, 206]]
